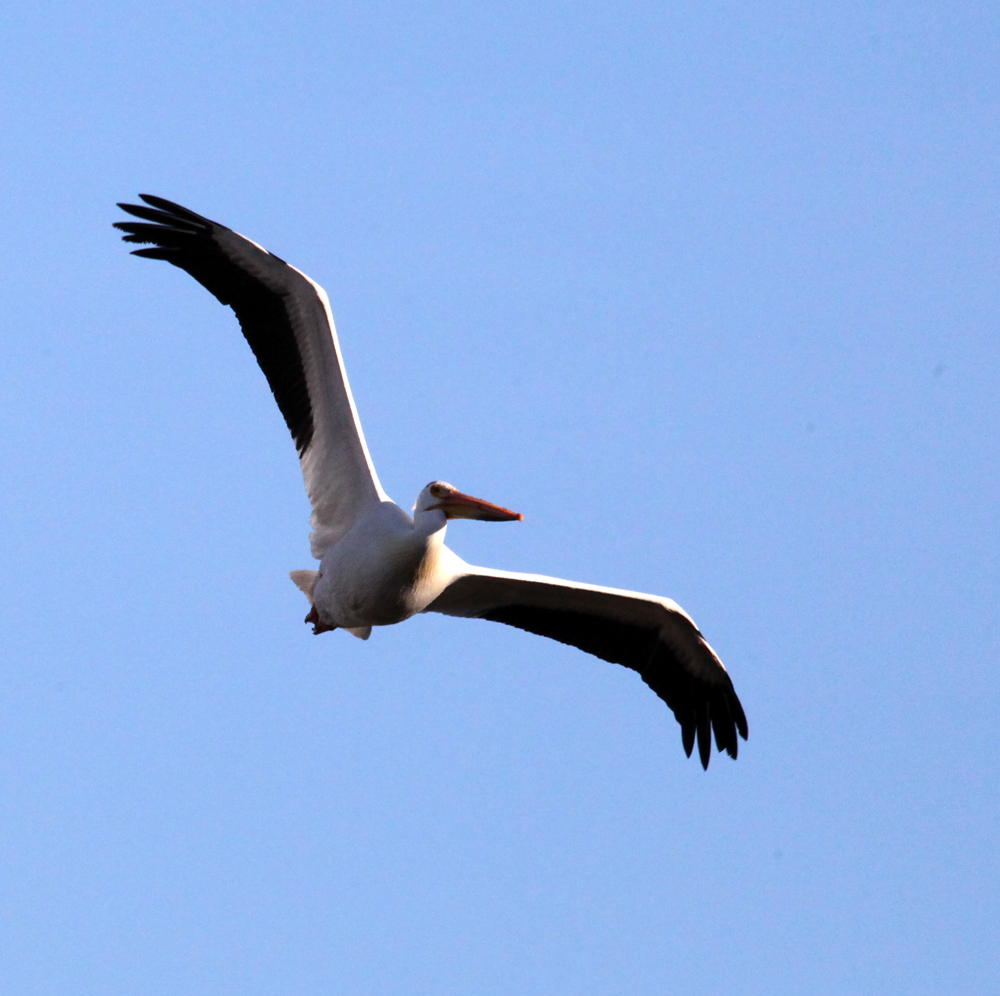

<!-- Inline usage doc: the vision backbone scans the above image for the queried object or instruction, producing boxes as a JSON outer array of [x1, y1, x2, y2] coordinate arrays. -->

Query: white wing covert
[[115, 195, 388, 556]]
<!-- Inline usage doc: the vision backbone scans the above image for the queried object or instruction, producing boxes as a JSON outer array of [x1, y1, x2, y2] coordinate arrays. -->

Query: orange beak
[[431, 490, 523, 522]]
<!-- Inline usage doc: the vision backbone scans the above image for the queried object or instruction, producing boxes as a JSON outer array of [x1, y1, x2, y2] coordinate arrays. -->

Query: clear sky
[[1, 2, 997, 993]]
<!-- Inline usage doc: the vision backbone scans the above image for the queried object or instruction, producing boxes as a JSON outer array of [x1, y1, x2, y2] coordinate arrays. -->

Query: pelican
[[114, 195, 748, 767]]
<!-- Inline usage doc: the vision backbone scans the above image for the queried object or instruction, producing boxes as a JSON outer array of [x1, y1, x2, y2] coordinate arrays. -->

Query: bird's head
[[414, 481, 523, 522]]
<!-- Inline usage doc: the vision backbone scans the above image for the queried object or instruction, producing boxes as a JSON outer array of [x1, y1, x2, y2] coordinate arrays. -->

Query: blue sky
[[1, 2, 997, 993]]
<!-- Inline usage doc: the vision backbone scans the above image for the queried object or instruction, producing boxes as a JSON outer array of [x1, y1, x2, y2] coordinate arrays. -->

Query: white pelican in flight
[[115, 195, 748, 768]]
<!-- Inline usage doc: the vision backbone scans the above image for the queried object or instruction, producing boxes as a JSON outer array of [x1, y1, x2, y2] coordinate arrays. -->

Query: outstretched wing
[[115, 194, 389, 557], [425, 567, 747, 768]]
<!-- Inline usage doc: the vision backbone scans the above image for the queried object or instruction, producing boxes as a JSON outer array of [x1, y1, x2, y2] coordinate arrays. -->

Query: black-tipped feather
[[114, 196, 315, 455], [681, 721, 696, 759], [116, 203, 204, 229], [696, 704, 712, 769], [478, 604, 746, 769], [712, 691, 738, 758], [137, 193, 216, 225]]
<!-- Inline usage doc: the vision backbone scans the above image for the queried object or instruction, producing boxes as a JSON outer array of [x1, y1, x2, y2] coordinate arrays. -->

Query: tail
[[289, 569, 320, 601], [290, 570, 370, 640]]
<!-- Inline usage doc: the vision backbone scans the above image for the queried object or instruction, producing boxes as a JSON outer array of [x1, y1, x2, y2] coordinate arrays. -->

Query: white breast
[[313, 502, 456, 628]]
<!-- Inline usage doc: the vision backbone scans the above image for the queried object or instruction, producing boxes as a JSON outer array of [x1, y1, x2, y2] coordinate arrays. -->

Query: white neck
[[411, 507, 448, 541]]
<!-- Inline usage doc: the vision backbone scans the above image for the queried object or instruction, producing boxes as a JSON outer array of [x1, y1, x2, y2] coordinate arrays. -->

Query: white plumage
[[116, 195, 748, 767]]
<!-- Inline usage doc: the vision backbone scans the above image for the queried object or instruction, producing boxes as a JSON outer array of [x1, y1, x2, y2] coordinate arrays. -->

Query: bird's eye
[[430, 484, 448, 498]]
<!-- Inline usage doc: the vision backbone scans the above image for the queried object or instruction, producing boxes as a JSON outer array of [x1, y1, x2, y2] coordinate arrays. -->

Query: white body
[[115, 194, 748, 767], [314, 504, 458, 628]]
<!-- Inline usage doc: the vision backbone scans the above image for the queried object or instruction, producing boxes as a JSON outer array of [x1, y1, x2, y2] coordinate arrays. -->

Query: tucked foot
[[304, 605, 337, 635]]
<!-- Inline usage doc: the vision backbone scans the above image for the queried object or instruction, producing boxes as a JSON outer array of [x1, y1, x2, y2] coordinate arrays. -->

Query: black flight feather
[[115, 195, 314, 455], [479, 603, 746, 769]]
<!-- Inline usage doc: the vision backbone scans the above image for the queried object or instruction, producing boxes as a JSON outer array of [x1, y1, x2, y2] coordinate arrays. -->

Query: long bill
[[432, 491, 523, 521]]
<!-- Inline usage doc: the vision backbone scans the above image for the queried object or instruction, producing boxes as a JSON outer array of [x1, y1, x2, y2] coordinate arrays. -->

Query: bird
[[114, 194, 748, 768]]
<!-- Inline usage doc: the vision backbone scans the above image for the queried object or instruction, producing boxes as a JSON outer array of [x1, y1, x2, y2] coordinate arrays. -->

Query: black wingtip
[[681, 722, 695, 758], [734, 699, 749, 742], [115, 195, 219, 234], [114, 194, 318, 459], [129, 247, 178, 260], [696, 707, 712, 769], [137, 193, 215, 225]]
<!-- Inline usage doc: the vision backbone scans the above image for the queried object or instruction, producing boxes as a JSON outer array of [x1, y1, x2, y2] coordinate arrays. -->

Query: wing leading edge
[[425, 567, 748, 768], [114, 194, 388, 556]]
